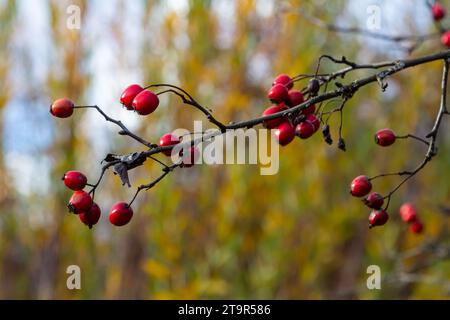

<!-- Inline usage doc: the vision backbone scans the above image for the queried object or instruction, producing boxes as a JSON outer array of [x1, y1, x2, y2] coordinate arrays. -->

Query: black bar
[[0, 300, 447, 318]]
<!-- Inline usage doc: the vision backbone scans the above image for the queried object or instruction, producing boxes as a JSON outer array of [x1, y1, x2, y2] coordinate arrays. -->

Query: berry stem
[[396, 134, 430, 146], [148, 155, 170, 169], [128, 163, 179, 206], [369, 171, 413, 181], [88, 161, 119, 200]]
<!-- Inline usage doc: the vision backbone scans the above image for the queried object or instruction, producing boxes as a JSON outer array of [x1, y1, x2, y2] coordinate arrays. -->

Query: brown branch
[[146, 83, 227, 132], [136, 51, 450, 193], [74, 105, 155, 148], [88, 160, 119, 200], [396, 134, 430, 146], [380, 58, 449, 210], [74, 50, 450, 204]]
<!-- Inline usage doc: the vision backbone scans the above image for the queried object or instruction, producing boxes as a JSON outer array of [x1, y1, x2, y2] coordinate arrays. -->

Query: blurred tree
[[0, 0, 448, 299]]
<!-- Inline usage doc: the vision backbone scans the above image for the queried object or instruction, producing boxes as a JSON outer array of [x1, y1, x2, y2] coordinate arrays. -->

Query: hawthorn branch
[[74, 105, 155, 148], [225, 50, 450, 130], [88, 160, 119, 200], [146, 83, 227, 132], [381, 58, 449, 210], [74, 50, 450, 205], [305, 55, 398, 96], [427, 59, 450, 139], [138, 50, 450, 160], [322, 60, 398, 83]]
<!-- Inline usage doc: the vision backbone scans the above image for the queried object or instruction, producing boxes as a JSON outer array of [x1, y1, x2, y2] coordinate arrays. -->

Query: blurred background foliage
[[0, 0, 449, 299]]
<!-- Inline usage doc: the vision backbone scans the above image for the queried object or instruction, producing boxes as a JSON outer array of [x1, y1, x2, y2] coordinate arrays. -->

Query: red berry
[[274, 121, 295, 146], [68, 190, 93, 214], [369, 209, 389, 228], [159, 133, 181, 156], [364, 192, 384, 209], [350, 175, 372, 197], [182, 146, 200, 167], [305, 114, 320, 132], [262, 104, 288, 129], [399, 202, 417, 223], [120, 84, 144, 110], [50, 98, 74, 118], [410, 220, 424, 234], [132, 90, 159, 115], [375, 128, 396, 147], [79, 203, 101, 229], [62, 171, 87, 191], [441, 31, 450, 47], [432, 3, 445, 21], [286, 90, 304, 107], [301, 103, 316, 115], [295, 121, 315, 139], [267, 84, 289, 103], [109, 202, 133, 226], [273, 74, 293, 90]]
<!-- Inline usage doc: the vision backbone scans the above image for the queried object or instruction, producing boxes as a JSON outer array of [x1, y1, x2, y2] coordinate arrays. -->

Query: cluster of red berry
[[263, 74, 320, 146], [63, 171, 133, 228], [432, 3, 450, 47], [349, 175, 389, 228], [120, 85, 199, 165], [349, 128, 424, 233], [49, 84, 205, 229], [120, 84, 159, 115], [400, 203, 424, 234]]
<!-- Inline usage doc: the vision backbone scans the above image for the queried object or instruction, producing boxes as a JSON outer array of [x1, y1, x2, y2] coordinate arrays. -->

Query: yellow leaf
[[142, 259, 170, 280]]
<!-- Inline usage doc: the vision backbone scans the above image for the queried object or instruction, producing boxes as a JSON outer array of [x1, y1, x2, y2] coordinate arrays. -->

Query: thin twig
[[396, 134, 430, 146], [148, 155, 170, 169], [74, 105, 154, 148], [128, 164, 179, 206], [382, 59, 449, 210], [146, 83, 227, 132], [88, 160, 119, 200]]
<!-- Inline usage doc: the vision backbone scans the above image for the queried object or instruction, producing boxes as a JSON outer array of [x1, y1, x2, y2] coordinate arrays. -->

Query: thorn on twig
[[425, 130, 435, 138]]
